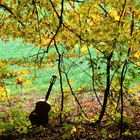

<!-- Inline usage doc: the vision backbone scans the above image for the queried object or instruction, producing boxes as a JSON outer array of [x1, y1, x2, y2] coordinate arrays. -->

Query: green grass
[[0, 39, 92, 95], [0, 38, 139, 96], [0, 38, 38, 59]]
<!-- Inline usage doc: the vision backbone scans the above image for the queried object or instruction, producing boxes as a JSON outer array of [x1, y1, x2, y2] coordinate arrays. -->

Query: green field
[[0, 38, 93, 95], [0, 38, 139, 95]]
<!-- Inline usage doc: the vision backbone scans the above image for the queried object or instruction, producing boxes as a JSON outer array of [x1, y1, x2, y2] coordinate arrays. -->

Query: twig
[[0, 3, 25, 26], [64, 71, 88, 118], [118, 0, 126, 25], [86, 45, 101, 105], [46, 0, 64, 53], [54, 39, 64, 124], [98, 3, 112, 18]]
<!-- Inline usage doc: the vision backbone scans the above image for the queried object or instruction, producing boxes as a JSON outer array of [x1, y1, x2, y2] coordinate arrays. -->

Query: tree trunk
[[96, 53, 112, 123]]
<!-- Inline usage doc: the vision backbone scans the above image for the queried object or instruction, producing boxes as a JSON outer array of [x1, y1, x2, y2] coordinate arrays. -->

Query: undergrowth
[[0, 92, 140, 139]]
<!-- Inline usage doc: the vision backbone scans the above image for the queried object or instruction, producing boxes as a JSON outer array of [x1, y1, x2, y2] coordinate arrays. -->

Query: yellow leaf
[[0, 87, 10, 100], [0, 92, 6, 100], [12, 70, 18, 76], [135, 62, 140, 66], [25, 80, 31, 86], [109, 8, 119, 21], [0, 85, 4, 91], [133, 95, 138, 100], [81, 45, 87, 52], [16, 77, 23, 85], [134, 51, 140, 59], [0, 61, 4, 67], [71, 126, 76, 134], [74, 43, 79, 48], [128, 88, 136, 93]]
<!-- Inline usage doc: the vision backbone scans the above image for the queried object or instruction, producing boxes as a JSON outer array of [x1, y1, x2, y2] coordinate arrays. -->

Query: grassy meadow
[[0, 38, 92, 95]]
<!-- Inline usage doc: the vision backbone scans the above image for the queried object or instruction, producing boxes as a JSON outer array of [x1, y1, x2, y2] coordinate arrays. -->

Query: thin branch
[[87, 45, 101, 105], [0, 3, 25, 26], [64, 71, 88, 118], [98, 3, 112, 18], [34, 0, 65, 66], [49, 0, 60, 19], [63, 23, 85, 42], [54, 39, 64, 124], [46, 0, 64, 53], [119, 47, 131, 138], [130, 11, 134, 36], [118, 0, 126, 25], [60, 0, 64, 25], [110, 60, 126, 83], [65, 54, 117, 123], [32, 0, 41, 42], [66, 57, 105, 91]]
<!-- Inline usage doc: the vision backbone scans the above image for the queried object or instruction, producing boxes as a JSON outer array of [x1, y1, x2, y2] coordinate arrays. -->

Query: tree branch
[[0, 3, 25, 26], [54, 39, 64, 124]]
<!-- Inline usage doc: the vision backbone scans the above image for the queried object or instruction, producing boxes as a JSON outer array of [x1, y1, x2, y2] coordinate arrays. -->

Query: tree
[[0, 0, 140, 138]]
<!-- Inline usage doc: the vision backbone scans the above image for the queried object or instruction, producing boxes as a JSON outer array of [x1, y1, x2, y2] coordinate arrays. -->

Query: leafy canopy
[[0, 0, 140, 88]]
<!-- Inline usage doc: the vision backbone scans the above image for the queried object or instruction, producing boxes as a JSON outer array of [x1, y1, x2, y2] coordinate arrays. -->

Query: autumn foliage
[[0, 0, 140, 139]]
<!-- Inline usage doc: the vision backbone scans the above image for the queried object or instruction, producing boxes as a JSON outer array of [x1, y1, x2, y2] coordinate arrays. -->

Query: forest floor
[[1, 120, 140, 140], [0, 93, 140, 140]]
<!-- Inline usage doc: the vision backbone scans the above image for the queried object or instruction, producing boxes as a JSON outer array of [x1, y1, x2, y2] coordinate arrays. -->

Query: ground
[[0, 93, 140, 140]]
